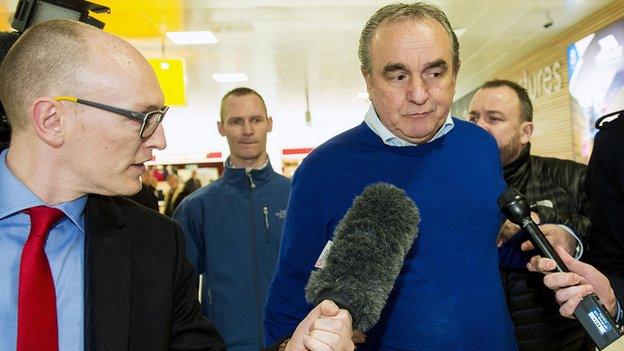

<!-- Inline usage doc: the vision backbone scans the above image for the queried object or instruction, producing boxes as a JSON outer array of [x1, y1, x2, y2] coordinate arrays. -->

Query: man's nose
[[145, 124, 167, 150], [406, 76, 429, 105], [242, 121, 253, 134]]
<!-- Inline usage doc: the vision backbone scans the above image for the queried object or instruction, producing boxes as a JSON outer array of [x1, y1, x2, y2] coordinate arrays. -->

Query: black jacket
[[84, 195, 226, 350], [500, 144, 592, 351], [584, 111, 624, 307]]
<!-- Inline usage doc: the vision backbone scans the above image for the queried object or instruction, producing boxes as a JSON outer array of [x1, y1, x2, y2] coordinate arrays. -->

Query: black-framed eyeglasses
[[54, 96, 169, 138]]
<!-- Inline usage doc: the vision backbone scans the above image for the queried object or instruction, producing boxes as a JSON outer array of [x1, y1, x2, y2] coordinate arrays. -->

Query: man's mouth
[[403, 111, 432, 118]]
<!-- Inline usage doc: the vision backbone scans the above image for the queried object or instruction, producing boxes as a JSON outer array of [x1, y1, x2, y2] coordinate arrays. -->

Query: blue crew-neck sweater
[[264, 119, 518, 350]]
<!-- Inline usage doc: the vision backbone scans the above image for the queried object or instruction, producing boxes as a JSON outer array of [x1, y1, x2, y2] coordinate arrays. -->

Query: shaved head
[[0, 19, 166, 203], [0, 20, 88, 132], [0, 19, 154, 133]]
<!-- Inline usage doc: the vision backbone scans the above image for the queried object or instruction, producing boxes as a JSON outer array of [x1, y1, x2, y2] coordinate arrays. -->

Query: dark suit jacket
[[584, 111, 624, 306], [83, 194, 225, 350], [125, 184, 159, 212]]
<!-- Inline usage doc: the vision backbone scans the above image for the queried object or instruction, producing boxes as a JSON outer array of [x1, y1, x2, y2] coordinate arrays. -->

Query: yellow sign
[[91, 0, 183, 38], [148, 58, 186, 106], [0, 4, 11, 31]]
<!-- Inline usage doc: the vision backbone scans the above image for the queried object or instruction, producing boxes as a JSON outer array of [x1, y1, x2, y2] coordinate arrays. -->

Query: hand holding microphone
[[498, 188, 623, 350], [284, 300, 354, 351], [305, 182, 420, 333], [528, 246, 618, 319]]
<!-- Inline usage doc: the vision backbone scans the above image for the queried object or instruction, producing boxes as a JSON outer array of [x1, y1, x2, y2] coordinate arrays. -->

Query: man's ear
[[217, 120, 225, 137], [519, 121, 534, 145], [361, 68, 373, 98], [267, 115, 273, 133], [29, 98, 65, 147]]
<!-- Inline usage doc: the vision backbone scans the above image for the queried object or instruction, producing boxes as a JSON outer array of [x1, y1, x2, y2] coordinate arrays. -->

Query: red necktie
[[17, 206, 64, 351]]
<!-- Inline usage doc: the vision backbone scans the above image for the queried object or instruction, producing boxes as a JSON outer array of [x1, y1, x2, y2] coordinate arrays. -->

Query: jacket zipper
[[247, 169, 263, 347], [263, 206, 269, 244]]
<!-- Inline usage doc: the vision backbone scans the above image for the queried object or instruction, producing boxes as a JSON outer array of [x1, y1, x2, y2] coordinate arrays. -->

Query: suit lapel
[[84, 195, 132, 350]]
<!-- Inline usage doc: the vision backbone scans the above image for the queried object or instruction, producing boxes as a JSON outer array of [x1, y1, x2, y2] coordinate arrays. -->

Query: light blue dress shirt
[[0, 149, 86, 350], [363, 104, 454, 146]]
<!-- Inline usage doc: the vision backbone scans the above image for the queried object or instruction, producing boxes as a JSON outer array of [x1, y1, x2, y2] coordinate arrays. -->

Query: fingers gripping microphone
[[304, 182, 419, 332], [498, 188, 623, 350], [497, 188, 569, 272]]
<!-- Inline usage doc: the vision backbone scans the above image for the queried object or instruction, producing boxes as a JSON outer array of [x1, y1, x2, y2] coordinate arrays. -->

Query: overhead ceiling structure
[[0, 0, 615, 161]]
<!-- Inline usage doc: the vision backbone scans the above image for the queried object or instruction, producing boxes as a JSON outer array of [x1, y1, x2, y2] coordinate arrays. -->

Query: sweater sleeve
[[263, 166, 331, 346]]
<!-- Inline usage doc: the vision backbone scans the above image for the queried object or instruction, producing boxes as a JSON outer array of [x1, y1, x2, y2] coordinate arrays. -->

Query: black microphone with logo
[[304, 182, 420, 332], [498, 188, 623, 350]]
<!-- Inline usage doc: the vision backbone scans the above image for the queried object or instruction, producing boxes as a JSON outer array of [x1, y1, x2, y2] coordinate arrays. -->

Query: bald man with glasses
[[0, 20, 353, 351]]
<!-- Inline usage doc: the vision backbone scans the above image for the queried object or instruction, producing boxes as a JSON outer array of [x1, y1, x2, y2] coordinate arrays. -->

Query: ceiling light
[[212, 73, 248, 83], [453, 27, 467, 38], [166, 31, 218, 45]]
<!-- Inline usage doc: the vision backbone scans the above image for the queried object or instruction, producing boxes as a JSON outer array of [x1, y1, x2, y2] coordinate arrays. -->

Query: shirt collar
[[0, 149, 87, 232], [225, 156, 270, 172], [363, 104, 454, 146]]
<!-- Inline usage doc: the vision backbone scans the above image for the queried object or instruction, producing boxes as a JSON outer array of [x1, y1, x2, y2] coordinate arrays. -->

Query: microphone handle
[[520, 219, 623, 349], [574, 293, 623, 349], [521, 219, 569, 273]]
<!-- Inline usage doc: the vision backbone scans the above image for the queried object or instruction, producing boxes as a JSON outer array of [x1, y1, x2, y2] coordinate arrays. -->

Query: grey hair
[[358, 2, 460, 75]]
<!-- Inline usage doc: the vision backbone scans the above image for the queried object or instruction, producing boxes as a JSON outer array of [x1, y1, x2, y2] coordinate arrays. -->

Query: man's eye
[[426, 70, 443, 79], [390, 74, 407, 82]]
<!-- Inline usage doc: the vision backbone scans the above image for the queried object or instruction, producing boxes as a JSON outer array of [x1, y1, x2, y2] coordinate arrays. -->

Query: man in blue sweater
[[174, 88, 291, 351], [264, 3, 518, 350]]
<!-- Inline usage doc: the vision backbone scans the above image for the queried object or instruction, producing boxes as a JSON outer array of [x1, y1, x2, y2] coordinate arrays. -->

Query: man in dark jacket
[[527, 110, 624, 334], [0, 31, 19, 151], [174, 87, 291, 351], [0, 19, 351, 351], [469, 79, 592, 350], [583, 110, 624, 305]]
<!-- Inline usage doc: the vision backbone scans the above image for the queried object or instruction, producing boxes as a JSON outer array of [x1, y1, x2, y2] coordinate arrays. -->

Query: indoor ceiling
[[0, 0, 616, 161]]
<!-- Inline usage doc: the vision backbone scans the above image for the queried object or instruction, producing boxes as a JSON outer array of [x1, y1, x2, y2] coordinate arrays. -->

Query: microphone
[[497, 188, 569, 272], [304, 182, 419, 332], [498, 188, 622, 350]]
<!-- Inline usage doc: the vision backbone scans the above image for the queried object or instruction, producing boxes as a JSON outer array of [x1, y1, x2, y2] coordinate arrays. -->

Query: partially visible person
[[0, 19, 352, 351], [527, 110, 624, 325], [0, 18, 223, 350], [0, 31, 20, 151], [164, 173, 181, 217], [264, 3, 517, 350], [174, 87, 290, 351], [185, 169, 202, 193], [583, 110, 624, 305], [468, 79, 592, 350], [173, 169, 203, 211], [126, 169, 159, 211]]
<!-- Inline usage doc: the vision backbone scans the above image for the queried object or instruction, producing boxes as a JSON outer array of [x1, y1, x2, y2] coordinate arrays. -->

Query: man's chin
[[108, 178, 143, 197]]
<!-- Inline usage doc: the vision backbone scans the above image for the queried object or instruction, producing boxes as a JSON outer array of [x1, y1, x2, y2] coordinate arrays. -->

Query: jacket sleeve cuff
[[556, 224, 584, 259], [616, 299, 624, 325]]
